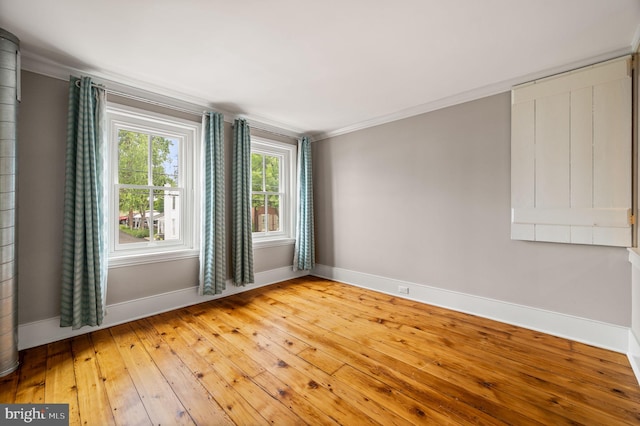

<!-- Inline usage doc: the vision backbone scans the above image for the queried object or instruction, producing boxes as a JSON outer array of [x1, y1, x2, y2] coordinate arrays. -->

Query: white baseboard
[[312, 264, 630, 354], [18, 266, 309, 350], [629, 330, 640, 385], [21, 262, 636, 380]]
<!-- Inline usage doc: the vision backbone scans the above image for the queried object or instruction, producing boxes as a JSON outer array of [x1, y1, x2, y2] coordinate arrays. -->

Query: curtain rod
[[74, 78, 301, 140], [110, 90, 207, 117], [75, 79, 205, 116]]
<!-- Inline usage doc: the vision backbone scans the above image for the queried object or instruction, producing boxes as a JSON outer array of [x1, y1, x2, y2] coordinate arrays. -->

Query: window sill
[[253, 238, 295, 249], [109, 249, 199, 269]]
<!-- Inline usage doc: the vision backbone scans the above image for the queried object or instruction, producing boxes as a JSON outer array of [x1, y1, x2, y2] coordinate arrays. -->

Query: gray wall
[[313, 92, 631, 326], [17, 71, 295, 323], [18, 72, 67, 324], [18, 70, 632, 327]]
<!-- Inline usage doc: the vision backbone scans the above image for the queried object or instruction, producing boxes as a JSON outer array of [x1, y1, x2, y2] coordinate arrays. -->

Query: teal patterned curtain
[[200, 112, 226, 295], [293, 136, 315, 270], [60, 76, 107, 329], [232, 119, 254, 285]]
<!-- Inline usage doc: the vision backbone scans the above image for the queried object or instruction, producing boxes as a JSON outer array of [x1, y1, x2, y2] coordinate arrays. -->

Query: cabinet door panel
[[535, 93, 570, 209], [511, 100, 535, 209], [593, 78, 632, 209], [511, 56, 631, 247], [570, 87, 593, 209]]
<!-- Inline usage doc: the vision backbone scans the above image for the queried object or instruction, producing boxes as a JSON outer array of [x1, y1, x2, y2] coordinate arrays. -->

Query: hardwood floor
[[1, 276, 639, 425]]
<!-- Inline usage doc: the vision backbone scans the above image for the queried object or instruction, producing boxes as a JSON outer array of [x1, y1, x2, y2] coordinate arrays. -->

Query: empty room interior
[[2, 1, 640, 424]]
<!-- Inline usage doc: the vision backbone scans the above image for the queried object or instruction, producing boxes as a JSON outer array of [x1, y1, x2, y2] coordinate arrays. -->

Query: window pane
[[265, 155, 280, 192], [118, 188, 151, 244], [267, 194, 280, 232], [251, 194, 266, 232], [152, 136, 180, 187], [118, 130, 149, 185], [251, 153, 264, 192], [155, 188, 180, 241]]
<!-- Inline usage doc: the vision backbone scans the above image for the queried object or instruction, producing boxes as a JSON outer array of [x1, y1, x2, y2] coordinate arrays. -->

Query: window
[[107, 105, 199, 265], [251, 137, 296, 246]]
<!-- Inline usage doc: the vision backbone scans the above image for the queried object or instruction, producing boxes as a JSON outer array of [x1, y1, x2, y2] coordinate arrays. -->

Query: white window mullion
[[147, 188, 153, 241], [147, 133, 153, 186], [146, 134, 153, 241], [262, 154, 267, 232]]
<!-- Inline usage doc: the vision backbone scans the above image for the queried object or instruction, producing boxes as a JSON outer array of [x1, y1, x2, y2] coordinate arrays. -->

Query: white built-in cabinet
[[511, 56, 632, 247]]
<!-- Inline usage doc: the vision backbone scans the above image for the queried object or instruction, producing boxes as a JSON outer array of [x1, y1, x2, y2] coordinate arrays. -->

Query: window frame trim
[[250, 136, 297, 247], [106, 103, 201, 266]]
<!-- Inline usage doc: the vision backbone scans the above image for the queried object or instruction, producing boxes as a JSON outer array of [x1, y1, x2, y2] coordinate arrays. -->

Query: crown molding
[[20, 46, 634, 143], [313, 47, 633, 141], [632, 22, 640, 53], [19, 49, 305, 140]]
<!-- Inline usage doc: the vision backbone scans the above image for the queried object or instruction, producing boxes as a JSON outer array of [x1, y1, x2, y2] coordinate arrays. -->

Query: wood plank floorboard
[[2, 276, 639, 425]]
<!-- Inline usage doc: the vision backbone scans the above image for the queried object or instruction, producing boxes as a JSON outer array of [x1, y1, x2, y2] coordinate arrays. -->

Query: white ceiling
[[1, 0, 639, 139]]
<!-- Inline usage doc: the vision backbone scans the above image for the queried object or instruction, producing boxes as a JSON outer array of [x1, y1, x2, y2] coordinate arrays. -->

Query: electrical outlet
[[398, 286, 409, 294]]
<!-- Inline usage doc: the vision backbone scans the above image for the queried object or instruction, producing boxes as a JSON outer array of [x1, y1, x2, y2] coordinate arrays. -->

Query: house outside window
[[251, 137, 296, 247], [107, 105, 199, 265]]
